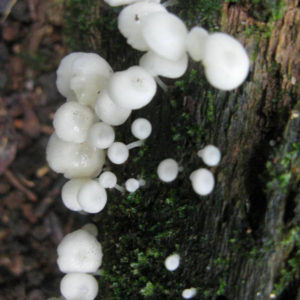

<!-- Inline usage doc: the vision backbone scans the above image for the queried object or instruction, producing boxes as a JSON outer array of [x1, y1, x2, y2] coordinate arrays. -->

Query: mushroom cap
[[186, 26, 208, 62], [131, 118, 152, 140], [139, 51, 188, 78], [70, 53, 113, 106], [202, 32, 249, 90], [53, 101, 95, 143], [56, 53, 112, 106], [46, 133, 105, 179], [81, 223, 98, 237], [189, 168, 215, 196], [78, 180, 108, 214], [118, 2, 166, 51], [107, 142, 129, 164], [60, 273, 98, 300], [88, 122, 115, 149], [56, 52, 84, 99], [125, 178, 140, 192], [182, 288, 197, 299], [108, 66, 157, 110], [142, 12, 188, 61], [104, 0, 160, 6], [197, 145, 221, 166], [57, 229, 103, 273], [61, 179, 89, 212], [98, 171, 118, 189], [157, 158, 179, 182], [164, 253, 180, 271], [94, 90, 131, 126]]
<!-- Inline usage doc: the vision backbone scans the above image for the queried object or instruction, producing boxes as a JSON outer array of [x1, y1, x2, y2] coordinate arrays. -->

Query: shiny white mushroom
[[197, 145, 221, 166], [157, 158, 179, 182], [131, 118, 152, 140], [88, 122, 115, 149], [190, 168, 215, 196], [186, 26, 208, 62], [164, 253, 180, 271]]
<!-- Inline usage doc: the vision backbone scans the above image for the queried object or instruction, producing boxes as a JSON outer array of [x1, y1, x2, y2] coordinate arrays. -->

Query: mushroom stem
[[154, 76, 168, 92], [126, 140, 144, 150], [115, 184, 125, 193]]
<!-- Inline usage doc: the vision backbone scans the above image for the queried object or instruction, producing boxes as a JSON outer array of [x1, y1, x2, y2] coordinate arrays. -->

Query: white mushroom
[[88, 122, 115, 149], [61, 179, 88, 212], [46, 133, 105, 179], [164, 253, 180, 271], [108, 66, 157, 110], [197, 145, 221, 166], [94, 90, 131, 126], [139, 51, 188, 79], [157, 158, 179, 182], [190, 168, 215, 196], [78, 180, 108, 214], [56, 52, 113, 106], [186, 26, 208, 62], [107, 142, 130, 164], [98, 171, 125, 192], [60, 273, 98, 300], [125, 178, 145, 192], [118, 2, 166, 51], [182, 287, 197, 299], [57, 229, 103, 273], [53, 101, 95, 143], [202, 32, 250, 90], [141, 12, 187, 61], [131, 118, 152, 140]]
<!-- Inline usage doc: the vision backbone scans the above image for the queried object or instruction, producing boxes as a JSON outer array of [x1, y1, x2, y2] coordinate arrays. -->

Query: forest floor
[[0, 0, 77, 298]]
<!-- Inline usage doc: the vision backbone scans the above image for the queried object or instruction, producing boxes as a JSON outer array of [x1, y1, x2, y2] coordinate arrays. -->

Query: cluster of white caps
[[53, 224, 103, 300], [47, 0, 249, 298]]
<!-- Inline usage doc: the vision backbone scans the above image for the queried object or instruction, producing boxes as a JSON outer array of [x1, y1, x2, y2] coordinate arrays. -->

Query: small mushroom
[[190, 168, 215, 196], [141, 12, 187, 61], [108, 66, 157, 110], [88, 122, 115, 149], [60, 273, 98, 300], [186, 26, 208, 62], [131, 118, 152, 140], [53, 101, 95, 143], [197, 145, 221, 167], [125, 178, 145, 192], [78, 180, 108, 214], [164, 253, 180, 271], [157, 158, 179, 182], [98, 171, 125, 193], [57, 229, 103, 273], [182, 287, 197, 299], [94, 90, 131, 126]]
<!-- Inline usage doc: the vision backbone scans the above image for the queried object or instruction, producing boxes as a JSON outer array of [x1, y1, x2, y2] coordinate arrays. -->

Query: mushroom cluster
[[47, 0, 249, 299]]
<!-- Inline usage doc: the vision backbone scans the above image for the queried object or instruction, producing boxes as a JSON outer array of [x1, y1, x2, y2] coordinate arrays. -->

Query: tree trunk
[[64, 1, 300, 299]]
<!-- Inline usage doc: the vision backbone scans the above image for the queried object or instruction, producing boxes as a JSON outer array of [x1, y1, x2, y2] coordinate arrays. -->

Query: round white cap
[[186, 26, 208, 62], [88, 122, 115, 149], [53, 101, 94, 143], [190, 168, 215, 196], [142, 12, 187, 61], [60, 273, 98, 300], [78, 180, 108, 214], [125, 178, 140, 192], [139, 51, 188, 78], [108, 66, 157, 110], [182, 287, 197, 299], [107, 142, 129, 164], [94, 90, 131, 126], [131, 118, 152, 140], [46, 133, 105, 179], [61, 179, 88, 212], [98, 171, 118, 189], [202, 32, 249, 90], [164, 253, 180, 271], [157, 158, 179, 182], [57, 229, 103, 273], [197, 145, 221, 166], [118, 2, 166, 51]]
